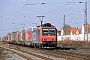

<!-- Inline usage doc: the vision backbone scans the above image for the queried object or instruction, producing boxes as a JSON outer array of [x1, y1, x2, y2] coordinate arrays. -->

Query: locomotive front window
[[42, 28, 56, 35]]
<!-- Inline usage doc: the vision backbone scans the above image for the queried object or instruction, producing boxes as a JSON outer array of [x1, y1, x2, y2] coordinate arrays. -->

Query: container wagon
[[20, 29, 27, 45], [11, 32, 17, 44], [25, 27, 36, 46]]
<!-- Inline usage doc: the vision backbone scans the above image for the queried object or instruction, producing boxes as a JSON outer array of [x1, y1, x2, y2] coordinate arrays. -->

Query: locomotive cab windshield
[[42, 28, 56, 36]]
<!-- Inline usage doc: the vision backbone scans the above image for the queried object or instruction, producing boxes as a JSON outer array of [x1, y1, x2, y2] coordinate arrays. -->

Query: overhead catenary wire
[[43, 0, 90, 27], [0, 1, 29, 3], [1, 0, 90, 18], [1, 0, 90, 21], [0, 0, 31, 36], [6, 0, 30, 21], [10, 0, 17, 12], [67, 9, 84, 17], [5, 0, 17, 20], [1, 0, 89, 27], [44, 0, 76, 15]]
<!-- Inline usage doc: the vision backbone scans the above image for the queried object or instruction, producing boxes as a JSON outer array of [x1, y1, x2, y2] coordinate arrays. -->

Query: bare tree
[[62, 24, 71, 35]]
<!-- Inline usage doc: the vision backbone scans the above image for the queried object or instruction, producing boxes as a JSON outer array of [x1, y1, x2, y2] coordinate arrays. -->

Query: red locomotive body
[[39, 23, 57, 47], [31, 23, 57, 48]]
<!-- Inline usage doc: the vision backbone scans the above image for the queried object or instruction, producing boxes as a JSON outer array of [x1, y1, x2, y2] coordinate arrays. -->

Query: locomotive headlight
[[42, 39, 45, 41], [53, 39, 56, 41]]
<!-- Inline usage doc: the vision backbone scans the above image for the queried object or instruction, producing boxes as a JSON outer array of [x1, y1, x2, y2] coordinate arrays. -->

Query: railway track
[[52, 49, 90, 60], [0, 44, 66, 60], [35, 48, 90, 60], [18, 45, 90, 60], [0, 45, 47, 60], [0, 43, 90, 60]]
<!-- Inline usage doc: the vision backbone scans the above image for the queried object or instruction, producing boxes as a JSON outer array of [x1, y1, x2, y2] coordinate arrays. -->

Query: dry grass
[[0, 42, 8, 60], [0, 47, 6, 60], [57, 40, 90, 48]]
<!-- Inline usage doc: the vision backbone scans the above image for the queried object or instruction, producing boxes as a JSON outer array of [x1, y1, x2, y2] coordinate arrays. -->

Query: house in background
[[58, 24, 90, 41], [70, 27, 82, 41], [81, 24, 90, 41]]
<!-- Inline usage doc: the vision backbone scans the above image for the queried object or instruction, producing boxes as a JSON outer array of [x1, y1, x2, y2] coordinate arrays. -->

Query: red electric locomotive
[[32, 23, 57, 48]]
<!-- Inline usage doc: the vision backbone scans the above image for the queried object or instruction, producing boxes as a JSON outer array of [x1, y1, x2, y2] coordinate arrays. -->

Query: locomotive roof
[[37, 23, 55, 27]]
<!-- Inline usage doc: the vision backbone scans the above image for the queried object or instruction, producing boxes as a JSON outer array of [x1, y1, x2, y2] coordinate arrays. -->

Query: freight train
[[2, 23, 57, 48]]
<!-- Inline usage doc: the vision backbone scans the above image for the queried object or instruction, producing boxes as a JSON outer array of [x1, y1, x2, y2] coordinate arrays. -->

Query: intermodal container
[[16, 31, 20, 41], [19, 32, 22, 41], [32, 27, 40, 43], [26, 28, 34, 41], [7, 33, 11, 41], [11, 33, 13, 41], [12, 32, 17, 41], [22, 29, 27, 41]]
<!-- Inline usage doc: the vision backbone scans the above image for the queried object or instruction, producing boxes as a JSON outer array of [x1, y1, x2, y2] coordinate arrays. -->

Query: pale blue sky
[[0, 0, 90, 37]]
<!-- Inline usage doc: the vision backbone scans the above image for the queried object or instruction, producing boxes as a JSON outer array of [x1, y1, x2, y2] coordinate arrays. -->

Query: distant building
[[57, 30, 61, 36], [81, 24, 90, 41], [60, 27, 82, 35], [58, 24, 90, 41]]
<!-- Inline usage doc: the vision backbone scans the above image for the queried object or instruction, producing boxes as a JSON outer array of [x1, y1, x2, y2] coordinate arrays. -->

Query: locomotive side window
[[42, 28, 56, 35]]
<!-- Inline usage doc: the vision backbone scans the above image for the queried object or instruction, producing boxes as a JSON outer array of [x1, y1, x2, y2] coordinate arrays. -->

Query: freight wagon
[[24, 27, 36, 46]]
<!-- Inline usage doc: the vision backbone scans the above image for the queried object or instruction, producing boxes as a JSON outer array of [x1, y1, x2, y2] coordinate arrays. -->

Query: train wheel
[[36, 44, 39, 48], [39, 45, 43, 49], [34, 44, 36, 48], [39, 45, 41, 48], [41, 45, 44, 48]]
